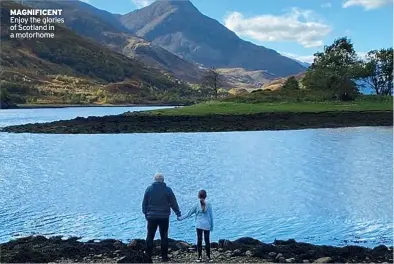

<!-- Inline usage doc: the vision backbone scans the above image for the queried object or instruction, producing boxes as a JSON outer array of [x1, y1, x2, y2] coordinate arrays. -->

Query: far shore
[[1, 110, 392, 134], [1, 235, 392, 263], [1, 103, 184, 110]]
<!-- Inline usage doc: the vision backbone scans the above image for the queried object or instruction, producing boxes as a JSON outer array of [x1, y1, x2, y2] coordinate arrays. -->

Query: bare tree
[[201, 67, 222, 99]]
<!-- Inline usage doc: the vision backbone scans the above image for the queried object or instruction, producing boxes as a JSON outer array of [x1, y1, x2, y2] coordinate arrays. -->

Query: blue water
[[0, 107, 392, 247]]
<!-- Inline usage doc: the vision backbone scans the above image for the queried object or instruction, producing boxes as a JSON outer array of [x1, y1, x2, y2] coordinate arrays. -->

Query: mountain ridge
[[119, 0, 306, 77]]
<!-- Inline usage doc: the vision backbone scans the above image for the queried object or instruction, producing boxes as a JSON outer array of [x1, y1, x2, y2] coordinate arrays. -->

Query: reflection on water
[[0, 107, 392, 247]]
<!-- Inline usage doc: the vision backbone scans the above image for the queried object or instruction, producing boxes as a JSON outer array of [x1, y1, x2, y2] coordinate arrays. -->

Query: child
[[178, 190, 214, 262]]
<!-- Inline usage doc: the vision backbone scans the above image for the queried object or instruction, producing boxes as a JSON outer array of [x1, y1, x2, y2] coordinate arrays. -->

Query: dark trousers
[[197, 228, 211, 258], [146, 218, 169, 259]]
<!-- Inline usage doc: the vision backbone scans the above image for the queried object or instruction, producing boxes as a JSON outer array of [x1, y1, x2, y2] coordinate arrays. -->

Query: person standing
[[178, 189, 214, 262], [142, 173, 181, 262]]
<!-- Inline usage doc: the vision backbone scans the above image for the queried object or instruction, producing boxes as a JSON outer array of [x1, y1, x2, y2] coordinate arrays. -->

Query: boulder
[[286, 258, 296, 263], [233, 237, 262, 246], [268, 252, 277, 258], [176, 242, 190, 250], [313, 257, 332, 263], [274, 239, 296, 245], [232, 249, 243, 257]]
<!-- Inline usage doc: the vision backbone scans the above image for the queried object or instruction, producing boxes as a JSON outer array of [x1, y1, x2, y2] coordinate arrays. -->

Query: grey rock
[[94, 254, 102, 259], [313, 257, 333, 263], [176, 241, 190, 250], [268, 252, 277, 258], [286, 258, 296, 263], [275, 253, 284, 260], [127, 239, 137, 248], [232, 249, 242, 257], [303, 260, 310, 263], [245, 250, 253, 257], [218, 248, 224, 252], [278, 256, 287, 263]]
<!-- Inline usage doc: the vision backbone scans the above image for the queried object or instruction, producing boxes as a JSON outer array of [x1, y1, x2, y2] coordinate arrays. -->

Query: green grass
[[144, 100, 393, 116]]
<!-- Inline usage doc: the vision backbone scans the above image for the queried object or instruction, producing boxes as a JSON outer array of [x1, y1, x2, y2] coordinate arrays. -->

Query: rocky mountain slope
[[1, 1, 187, 105], [119, 0, 306, 77], [22, 0, 204, 83]]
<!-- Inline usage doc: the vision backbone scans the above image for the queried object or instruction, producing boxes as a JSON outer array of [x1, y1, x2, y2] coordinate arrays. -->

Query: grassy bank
[[143, 101, 393, 116], [2, 98, 392, 134]]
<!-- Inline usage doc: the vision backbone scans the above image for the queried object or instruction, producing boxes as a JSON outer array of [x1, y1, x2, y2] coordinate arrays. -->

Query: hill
[[119, 0, 306, 77], [23, 0, 204, 83], [1, 1, 188, 106]]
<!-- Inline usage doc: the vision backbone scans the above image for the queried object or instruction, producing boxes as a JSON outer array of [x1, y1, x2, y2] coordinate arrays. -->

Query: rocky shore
[[1, 236, 393, 263], [1, 110, 393, 134]]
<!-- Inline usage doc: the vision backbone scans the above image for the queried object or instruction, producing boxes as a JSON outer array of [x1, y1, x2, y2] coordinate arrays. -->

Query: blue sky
[[84, 0, 393, 63]]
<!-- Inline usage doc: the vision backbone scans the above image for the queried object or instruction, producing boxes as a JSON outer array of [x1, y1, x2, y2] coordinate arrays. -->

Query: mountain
[[23, 0, 203, 83], [120, 0, 306, 77], [1, 1, 186, 105], [262, 73, 306, 91], [216, 68, 276, 89]]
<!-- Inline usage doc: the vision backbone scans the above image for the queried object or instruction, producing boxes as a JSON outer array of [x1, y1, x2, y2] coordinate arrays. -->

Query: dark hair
[[198, 190, 207, 212]]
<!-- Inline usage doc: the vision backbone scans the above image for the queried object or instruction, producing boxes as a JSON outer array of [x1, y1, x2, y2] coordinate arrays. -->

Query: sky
[[83, 0, 393, 63]]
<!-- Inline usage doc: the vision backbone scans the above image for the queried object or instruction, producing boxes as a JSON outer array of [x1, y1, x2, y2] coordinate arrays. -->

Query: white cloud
[[224, 8, 332, 48], [321, 2, 332, 8], [131, 0, 155, 8], [280, 51, 368, 64], [280, 52, 315, 64], [343, 0, 392, 10]]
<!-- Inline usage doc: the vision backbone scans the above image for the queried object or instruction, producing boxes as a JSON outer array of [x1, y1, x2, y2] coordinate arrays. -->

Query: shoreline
[[1, 110, 392, 134], [1, 103, 183, 110], [1, 235, 392, 263]]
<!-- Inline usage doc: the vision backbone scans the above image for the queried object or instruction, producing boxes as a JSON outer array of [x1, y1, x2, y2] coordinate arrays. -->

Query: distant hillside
[[217, 68, 277, 89], [1, 1, 187, 105], [23, 0, 203, 83], [262, 73, 306, 91], [120, 0, 306, 77]]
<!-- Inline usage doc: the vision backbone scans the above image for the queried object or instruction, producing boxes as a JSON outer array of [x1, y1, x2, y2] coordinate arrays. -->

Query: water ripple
[[0, 108, 392, 247]]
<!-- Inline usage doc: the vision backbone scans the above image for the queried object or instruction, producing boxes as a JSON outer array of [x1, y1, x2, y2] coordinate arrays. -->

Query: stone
[[245, 250, 253, 257], [286, 258, 296, 263], [232, 249, 242, 257], [172, 250, 179, 256], [276, 253, 284, 260], [127, 239, 137, 248], [313, 257, 333, 263], [218, 248, 224, 252], [114, 250, 122, 255], [278, 256, 287, 263], [188, 247, 195, 253], [303, 260, 310, 263], [94, 254, 103, 258], [117, 256, 136, 263], [176, 242, 190, 250], [268, 252, 277, 258]]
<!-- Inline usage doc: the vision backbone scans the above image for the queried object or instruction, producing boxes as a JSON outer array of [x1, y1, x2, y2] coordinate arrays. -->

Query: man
[[142, 173, 181, 262]]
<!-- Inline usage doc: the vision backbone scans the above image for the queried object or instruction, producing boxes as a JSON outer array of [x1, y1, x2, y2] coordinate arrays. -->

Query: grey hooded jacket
[[142, 182, 181, 219]]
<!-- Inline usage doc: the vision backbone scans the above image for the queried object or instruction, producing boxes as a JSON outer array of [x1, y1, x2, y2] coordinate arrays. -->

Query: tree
[[361, 48, 393, 95], [201, 67, 222, 99], [281, 76, 300, 90], [302, 37, 364, 100]]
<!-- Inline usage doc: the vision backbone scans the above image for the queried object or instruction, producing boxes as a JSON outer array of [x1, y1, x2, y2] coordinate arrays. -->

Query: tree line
[[301, 37, 392, 99]]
